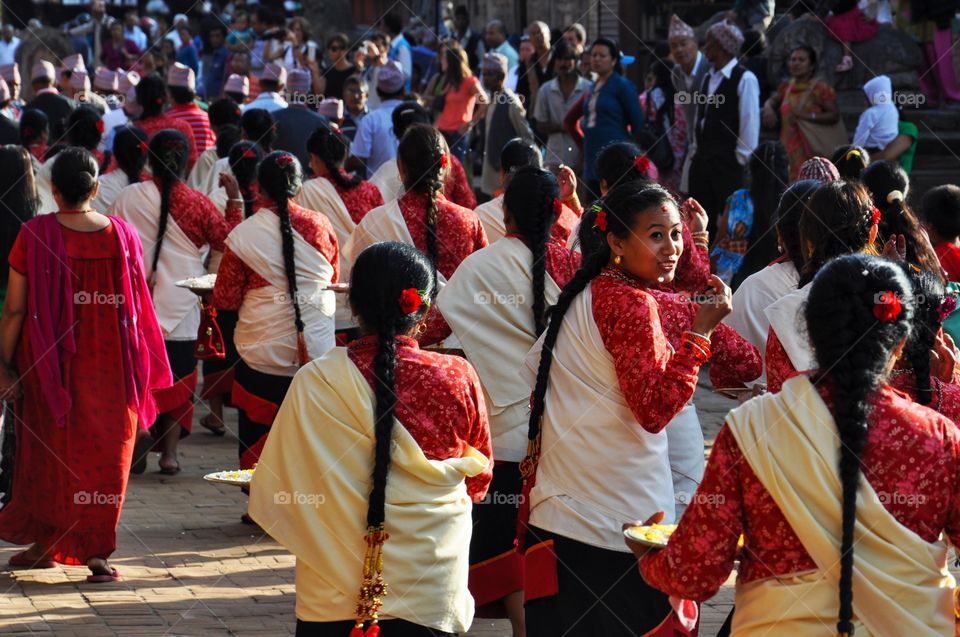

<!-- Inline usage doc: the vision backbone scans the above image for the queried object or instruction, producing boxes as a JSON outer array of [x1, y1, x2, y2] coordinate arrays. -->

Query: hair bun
[[886, 190, 904, 204]]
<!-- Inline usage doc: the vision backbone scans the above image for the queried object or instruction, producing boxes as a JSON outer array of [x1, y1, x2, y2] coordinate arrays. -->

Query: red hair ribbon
[[242, 148, 257, 159], [871, 205, 881, 227], [276, 154, 295, 166], [95, 120, 105, 134], [139, 140, 148, 153], [553, 198, 562, 217], [634, 154, 652, 175], [398, 288, 423, 314], [439, 154, 448, 169], [873, 291, 902, 323]]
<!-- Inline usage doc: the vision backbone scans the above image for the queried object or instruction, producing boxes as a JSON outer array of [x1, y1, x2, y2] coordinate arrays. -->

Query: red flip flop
[[8, 551, 56, 569], [86, 567, 121, 583]]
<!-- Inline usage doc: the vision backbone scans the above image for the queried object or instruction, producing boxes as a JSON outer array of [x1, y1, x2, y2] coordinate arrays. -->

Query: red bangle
[[683, 330, 711, 351], [683, 339, 711, 362]]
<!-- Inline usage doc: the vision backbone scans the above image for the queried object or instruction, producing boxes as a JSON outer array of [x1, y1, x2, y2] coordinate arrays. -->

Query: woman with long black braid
[[519, 181, 731, 637], [248, 241, 492, 636], [92, 125, 149, 212], [212, 152, 339, 481], [346, 124, 487, 346], [110, 129, 243, 473], [638, 254, 960, 636], [208, 140, 263, 216], [437, 167, 580, 636]]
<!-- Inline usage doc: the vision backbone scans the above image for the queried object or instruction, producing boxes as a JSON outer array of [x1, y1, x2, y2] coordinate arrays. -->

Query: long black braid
[[797, 181, 877, 288], [805, 254, 913, 637], [258, 151, 306, 336], [773, 179, 818, 277], [904, 269, 946, 405], [503, 166, 559, 335], [228, 141, 263, 218], [528, 182, 677, 443], [306, 123, 362, 190], [147, 129, 190, 275], [348, 241, 436, 526], [113, 125, 150, 188], [397, 124, 446, 267]]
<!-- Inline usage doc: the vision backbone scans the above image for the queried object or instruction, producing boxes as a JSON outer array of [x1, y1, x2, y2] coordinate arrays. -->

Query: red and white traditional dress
[[110, 178, 242, 435], [437, 234, 580, 608], [642, 377, 960, 635], [474, 190, 581, 246], [647, 288, 762, 516], [186, 146, 220, 191], [134, 113, 199, 172], [168, 102, 217, 154], [369, 154, 476, 209], [345, 190, 488, 346], [92, 170, 148, 215], [213, 201, 339, 469], [519, 267, 710, 636], [248, 336, 492, 632]]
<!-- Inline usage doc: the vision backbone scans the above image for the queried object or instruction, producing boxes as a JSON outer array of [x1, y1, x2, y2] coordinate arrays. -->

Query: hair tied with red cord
[[439, 154, 448, 169], [242, 148, 256, 159], [95, 120, 105, 134], [398, 288, 427, 314], [276, 153, 295, 166], [138, 140, 148, 153], [553, 198, 562, 216], [871, 205, 881, 227], [633, 154, 651, 175], [873, 291, 902, 323], [938, 295, 958, 323]]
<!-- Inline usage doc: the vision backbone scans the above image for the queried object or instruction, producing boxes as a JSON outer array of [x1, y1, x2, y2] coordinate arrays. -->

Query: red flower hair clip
[[871, 205, 881, 227], [938, 295, 958, 323], [634, 154, 652, 175], [592, 204, 608, 232], [553, 198, 562, 217], [399, 288, 425, 314], [95, 120, 105, 134], [242, 148, 257, 159], [439, 154, 449, 169], [276, 154, 295, 166], [139, 140, 149, 153], [873, 291, 902, 323]]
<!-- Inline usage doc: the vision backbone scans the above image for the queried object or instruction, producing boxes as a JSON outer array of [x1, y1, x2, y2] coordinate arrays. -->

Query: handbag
[[639, 91, 675, 172], [194, 300, 226, 361], [795, 81, 849, 158]]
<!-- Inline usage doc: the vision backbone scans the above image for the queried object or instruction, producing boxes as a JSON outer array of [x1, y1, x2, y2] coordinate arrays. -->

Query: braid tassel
[[296, 330, 310, 367], [351, 524, 389, 637]]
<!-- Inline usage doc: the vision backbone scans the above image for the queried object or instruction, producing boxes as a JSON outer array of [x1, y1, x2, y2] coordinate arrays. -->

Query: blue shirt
[[176, 44, 200, 76], [203, 46, 229, 100], [582, 73, 645, 180], [352, 98, 403, 177]]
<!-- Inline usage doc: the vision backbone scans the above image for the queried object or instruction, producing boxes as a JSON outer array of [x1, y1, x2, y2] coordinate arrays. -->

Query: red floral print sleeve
[[347, 335, 493, 500], [668, 222, 710, 294], [544, 241, 581, 288], [889, 371, 960, 425], [641, 385, 960, 600], [765, 327, 799, 393], [592, 271, 707, 433], [646, 289, 762, 389], [331, 175, 385, 224], [443, 155, 477, 210], [212, 247, 247, 310], [164, 180, 242, 252]]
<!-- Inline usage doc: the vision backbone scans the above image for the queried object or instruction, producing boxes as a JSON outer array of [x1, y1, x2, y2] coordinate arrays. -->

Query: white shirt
[[0, 37, 19, 66], [124, 26, 147, 51], [689, 57, 760, 166], [352, 98, 402, 177], [241, 91, 288, 113]]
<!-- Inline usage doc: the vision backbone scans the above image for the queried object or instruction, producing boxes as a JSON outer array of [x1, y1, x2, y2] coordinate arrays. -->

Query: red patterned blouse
[[329, 174, 385, 224], [134, 113, 199, 172], [444, 154, 477, 210], [765, 327, 802, 394], [592, 268, 710, 433], [213, 201, 341, 310], [155, 178, 243, 252], [398, 190, 488, 345], [641, 383, 960, 601], [646, 288, 762, 389], [347, 334, 493, 501]]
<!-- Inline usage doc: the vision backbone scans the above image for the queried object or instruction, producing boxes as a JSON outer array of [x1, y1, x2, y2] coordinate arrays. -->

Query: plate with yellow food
[[203, 469, 255, 487], [623, 523, 678, 548]]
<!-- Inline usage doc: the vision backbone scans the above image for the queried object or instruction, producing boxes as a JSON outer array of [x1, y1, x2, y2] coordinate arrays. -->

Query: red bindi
[[661, 204, 669, 212]]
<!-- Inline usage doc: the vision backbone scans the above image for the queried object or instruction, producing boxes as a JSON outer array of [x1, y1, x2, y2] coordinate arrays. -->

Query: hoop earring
[[613, 255, 622, 266], [415, 322, 426, 335]]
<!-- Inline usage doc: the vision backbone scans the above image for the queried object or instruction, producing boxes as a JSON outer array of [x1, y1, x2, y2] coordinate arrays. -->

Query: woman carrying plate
[[634, 254, 960, 636], [212, 152, 339, 490], [110, 129, 243, 474], [248, 241, 492, 636]]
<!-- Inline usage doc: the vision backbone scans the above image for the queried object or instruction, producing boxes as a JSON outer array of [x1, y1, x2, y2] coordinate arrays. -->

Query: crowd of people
[[0, 1, 959, 636]]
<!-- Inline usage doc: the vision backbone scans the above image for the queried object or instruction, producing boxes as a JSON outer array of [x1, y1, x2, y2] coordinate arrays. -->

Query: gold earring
[[416, 323, 426, 335], [613, 255, 622, 266]]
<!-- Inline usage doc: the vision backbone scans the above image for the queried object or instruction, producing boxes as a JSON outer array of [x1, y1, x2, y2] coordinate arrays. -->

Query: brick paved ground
[[0, 377, 737, 636]]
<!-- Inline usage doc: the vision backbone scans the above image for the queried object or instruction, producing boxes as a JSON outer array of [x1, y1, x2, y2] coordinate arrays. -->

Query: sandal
[[86, 567, 121, 583], [200, 414, 226, 436], [130, 434, 153, 475], [7, 551, 56, 569], [158, 457, 181, 475], [835, 55, 853, 72]]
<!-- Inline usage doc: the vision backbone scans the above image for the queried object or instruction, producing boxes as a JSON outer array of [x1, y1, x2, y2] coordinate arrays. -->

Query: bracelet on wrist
[[684, 330, 711, 350]]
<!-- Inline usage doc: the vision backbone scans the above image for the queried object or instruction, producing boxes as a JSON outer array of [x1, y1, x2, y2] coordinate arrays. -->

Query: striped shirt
[[168, 103, 217, 154]]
